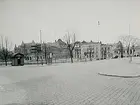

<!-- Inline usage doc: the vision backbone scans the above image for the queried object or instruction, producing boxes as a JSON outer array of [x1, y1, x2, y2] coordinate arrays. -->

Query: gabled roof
[[12, 53, 24, 58], [81, 40, 87, 43], [81, 41, 101, 46], [75, 41, 81, 44]]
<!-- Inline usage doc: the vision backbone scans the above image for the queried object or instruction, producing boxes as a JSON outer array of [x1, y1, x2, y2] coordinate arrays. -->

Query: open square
[[1, 58, 140, 105]]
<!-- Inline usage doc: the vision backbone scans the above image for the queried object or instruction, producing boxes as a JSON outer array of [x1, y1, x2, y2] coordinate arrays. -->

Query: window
[[26, 57, 29, 60]]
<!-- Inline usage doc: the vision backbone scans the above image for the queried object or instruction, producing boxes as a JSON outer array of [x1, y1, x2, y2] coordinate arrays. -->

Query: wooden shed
[[12, 53, 24, 66]]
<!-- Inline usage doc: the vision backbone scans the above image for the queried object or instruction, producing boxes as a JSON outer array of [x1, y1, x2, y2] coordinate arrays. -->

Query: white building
[[74, 41, 102, 60]]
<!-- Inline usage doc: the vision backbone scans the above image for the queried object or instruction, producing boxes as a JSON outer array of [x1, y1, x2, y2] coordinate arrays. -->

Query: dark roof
[[75, 41, 81, 44], [12, 53, 24, 58], [82, 41, 87, 43]]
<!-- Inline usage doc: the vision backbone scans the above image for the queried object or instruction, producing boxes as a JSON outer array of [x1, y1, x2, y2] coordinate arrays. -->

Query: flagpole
[[98, 21, 100, 42]]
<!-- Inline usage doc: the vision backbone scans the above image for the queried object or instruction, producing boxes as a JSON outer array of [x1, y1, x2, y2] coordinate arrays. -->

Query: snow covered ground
[[0, 57, 140, 105]]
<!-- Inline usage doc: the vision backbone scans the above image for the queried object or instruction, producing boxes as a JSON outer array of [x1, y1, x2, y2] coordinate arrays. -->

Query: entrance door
[[18, 58, 21, 65]]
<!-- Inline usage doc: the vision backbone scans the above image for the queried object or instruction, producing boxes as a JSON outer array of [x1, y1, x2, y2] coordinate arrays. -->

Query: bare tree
[[63, 31, 76, 63], [119, 35, 140, 62], [0, 35, 12, 66]]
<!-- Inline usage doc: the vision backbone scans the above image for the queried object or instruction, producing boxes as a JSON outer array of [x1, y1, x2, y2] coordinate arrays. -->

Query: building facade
[[15, 39, 140, 63], [74, 41, 114, 60], [14, 39, 68, 63], [81, 41, 102, 60], [101, 44, 113, 59], [73, 41, 116, 60]]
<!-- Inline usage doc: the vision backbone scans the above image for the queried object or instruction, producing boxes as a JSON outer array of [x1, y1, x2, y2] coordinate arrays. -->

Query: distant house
[[11, 53, 24, 66]]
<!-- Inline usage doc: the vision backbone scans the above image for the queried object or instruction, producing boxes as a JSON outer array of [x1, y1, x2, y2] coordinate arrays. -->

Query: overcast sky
[[0, 0, 140, 46]]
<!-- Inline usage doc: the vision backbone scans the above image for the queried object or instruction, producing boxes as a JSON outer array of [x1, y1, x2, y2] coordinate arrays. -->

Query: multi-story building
[[101, 44, 114, 59], [14, 40, 36, 61], [14, 39, 68, 62], [74, 41, 103, 60], [81, 41, 102, 60], [15, 39, 140, 63], [74, 41, 115, 60]]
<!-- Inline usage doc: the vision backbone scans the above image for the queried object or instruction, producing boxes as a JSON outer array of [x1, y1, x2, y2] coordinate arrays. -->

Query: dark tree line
[[0, 35, 13, 66]]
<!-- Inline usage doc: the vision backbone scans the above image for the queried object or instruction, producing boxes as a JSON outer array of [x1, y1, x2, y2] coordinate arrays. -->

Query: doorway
[[18, 58, 21, 65]]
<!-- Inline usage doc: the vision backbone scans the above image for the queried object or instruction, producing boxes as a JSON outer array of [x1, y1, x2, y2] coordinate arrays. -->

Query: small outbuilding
[[12, 53, 24, 66]]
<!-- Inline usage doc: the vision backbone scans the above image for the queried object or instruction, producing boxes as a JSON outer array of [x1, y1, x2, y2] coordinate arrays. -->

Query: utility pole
[[129, 24, 130, 55], [40, 30, 42, 47], [40, 30, 43, 65], [97, 21, 102, 60]]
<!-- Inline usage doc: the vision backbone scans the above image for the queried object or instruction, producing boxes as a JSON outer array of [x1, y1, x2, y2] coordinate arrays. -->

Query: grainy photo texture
[[0, 0, 140, 105]]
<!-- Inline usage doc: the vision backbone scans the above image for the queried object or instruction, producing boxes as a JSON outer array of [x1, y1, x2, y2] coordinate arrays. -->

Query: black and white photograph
[[0, 0, 140, 105]]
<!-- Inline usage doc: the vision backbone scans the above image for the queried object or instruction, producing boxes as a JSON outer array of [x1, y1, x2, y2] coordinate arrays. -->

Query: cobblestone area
[[1, 59, 140, 105]]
